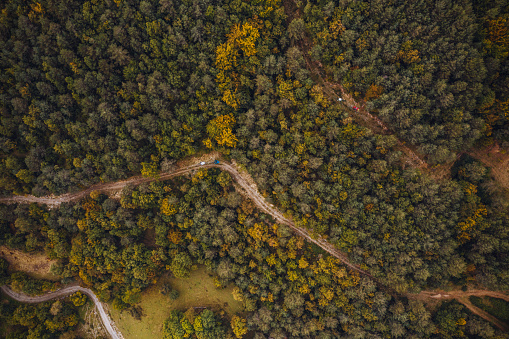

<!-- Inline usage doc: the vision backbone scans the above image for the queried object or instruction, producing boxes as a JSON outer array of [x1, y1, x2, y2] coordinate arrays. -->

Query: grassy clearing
[[0, 245, 58, 281], [469, 296, 509, 322], [109, 266, 243, 339]]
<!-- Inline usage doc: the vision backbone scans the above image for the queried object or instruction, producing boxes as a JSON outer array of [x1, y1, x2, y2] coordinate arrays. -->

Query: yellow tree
[[215, 21, 260, 109], [231, 315, 248, 338], [206, 114, 238, 147]]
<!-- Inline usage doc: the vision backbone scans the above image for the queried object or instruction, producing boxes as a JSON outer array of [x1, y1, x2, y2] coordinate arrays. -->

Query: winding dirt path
[[413, 289, 509, 302], [279, 3, 509, 328], [1, 285, 124, 339], [1, 158, 508, 329], [0, 160, 371, 279]]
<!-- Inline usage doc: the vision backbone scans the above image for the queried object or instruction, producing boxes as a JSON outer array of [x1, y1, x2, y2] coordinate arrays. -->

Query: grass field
[[109, 266, 243, 339], [469, 296, 509, 322], [0, 245, 59, 281]]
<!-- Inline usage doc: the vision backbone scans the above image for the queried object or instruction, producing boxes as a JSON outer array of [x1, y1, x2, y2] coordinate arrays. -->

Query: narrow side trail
[[408, 289, 509, 331], [413, 289, 509, 302], [1, 285, 124, 339], [282, 0, 509, 328], [282, 0, 429, 171], [457, 297, 509, 332]]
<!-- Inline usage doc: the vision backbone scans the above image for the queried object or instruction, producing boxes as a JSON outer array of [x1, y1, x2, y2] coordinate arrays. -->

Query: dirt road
[[0, 160, 370, 278], [281, 0, 429, 171], [1, 285, 124, 339], [457, 297, 509, 332], [2, 158, 508, 329]]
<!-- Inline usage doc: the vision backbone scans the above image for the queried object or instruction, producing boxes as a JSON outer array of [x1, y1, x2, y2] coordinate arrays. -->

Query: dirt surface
[[1, 284, 124, 339], [408, 289, 509, 331], [457, 297, 509, 332], [468, 143, 509, 191], [410, 289, 509, 303], [0, 246, 58, 280]]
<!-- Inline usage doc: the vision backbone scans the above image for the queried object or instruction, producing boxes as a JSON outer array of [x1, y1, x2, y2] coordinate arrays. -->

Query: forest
[[0, 0, 508, 338]]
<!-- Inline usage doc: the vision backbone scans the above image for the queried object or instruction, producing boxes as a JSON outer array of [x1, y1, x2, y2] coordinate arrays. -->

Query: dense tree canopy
[[0, 0, 508, 338]]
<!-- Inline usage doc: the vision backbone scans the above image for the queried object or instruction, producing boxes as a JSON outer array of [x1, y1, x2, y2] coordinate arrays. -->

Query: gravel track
[[1, 285, 124, 339]]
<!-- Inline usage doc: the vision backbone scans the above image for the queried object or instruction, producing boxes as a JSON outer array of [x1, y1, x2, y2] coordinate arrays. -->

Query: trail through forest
[[409, 290, 509, 331], [457, 297, 509, 332], [1, 158, 508, 330], [0, 159, 371, 278], [0, 285, 124, 339], [279, 4, 509, 327], [0, 1, 506, 325], [283, 0, 429, 171]]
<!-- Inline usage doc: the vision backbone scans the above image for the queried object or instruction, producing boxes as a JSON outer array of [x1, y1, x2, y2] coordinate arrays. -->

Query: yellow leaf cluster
[[206, 114, 238, 147], [191, 168, 208, 183], [277, 76, 296, 104], [168, 229, 182, 244], [227, 22, 260, 57], [298, 283, 310, 294], [457, 205, 487, 242], [221, 89, 239, 110], [266, 253, 277, 266], [247, 222, 266, 244], [318, 286, 334, 306], [287, 270, 298, 281], [310, 84, 329, 108], [298, 256, 309, 269], [69, 62, 79, 74], [258, 0, 281, 18], [215, 22, 260, 109], [203, 138, 213, 148], [487, 17, 509, 48], [160, 197, 178, 216], [364, 84, 384, 101], [141, 160, 158, 178], [463, 182, 477, 195], [329, 16, 345, 37], [231, 315, 248, 339], [396, 41, 421, 64]]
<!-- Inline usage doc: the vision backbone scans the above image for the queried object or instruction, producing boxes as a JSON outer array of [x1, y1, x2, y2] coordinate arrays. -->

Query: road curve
[[1, 285, 124, 339], [0, 160, 371, 278], [3, 158, 508, 322]]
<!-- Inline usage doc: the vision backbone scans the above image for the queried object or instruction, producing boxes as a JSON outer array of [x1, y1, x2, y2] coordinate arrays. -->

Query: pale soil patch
[[109, 266, 243, 339], [176, 151, 222, 169], [0, 246, 58, 281]]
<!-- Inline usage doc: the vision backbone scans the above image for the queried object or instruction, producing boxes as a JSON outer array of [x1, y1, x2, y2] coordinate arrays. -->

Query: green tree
[[170, 252, 192, 278]]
